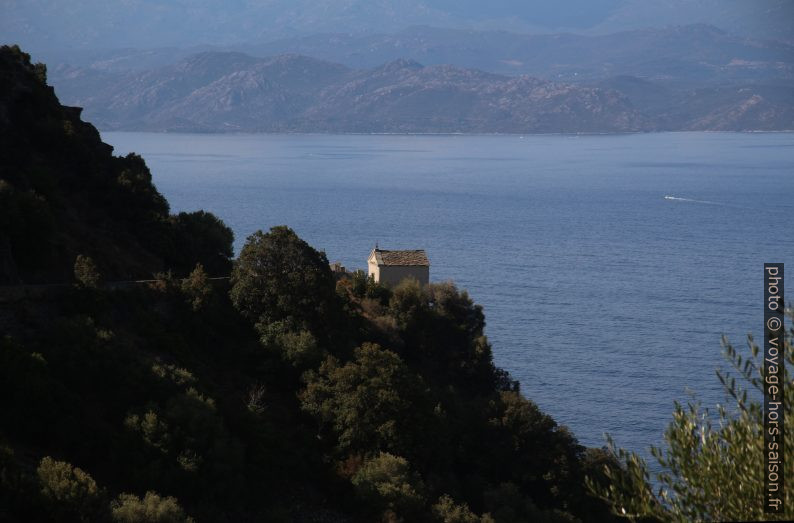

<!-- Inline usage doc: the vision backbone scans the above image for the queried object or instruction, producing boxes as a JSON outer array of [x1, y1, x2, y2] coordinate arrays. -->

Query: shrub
[[180, 263, 212, 311], [484, 482, 577, 523], [588, 307, 794, 521], [432, 494, 482, 523], [74, 254, 102, 288], [111, 491, 193, 522], [351, 452, 425, 521], [37, 456, 107, 521]]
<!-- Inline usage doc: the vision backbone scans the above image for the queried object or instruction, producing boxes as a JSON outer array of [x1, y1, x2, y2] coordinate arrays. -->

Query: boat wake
[[663, 195, 718, 205]]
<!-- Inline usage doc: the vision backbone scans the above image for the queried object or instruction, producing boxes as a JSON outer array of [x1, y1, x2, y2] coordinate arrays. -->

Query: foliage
[[1, 49, 622, 520], [180, 263, 212, 311], [37, 456, 107, 521], [385, 279, 499, 395], [301, 343, 429, 457], [0, 180, 54, 283], [111, 491, 193, 523], [487, 391, 585, 510], [351, 452, 426, 521], [432, 494, 484, 523], [74, 254, 103, 288], [230, 226, 341, 341], [166, 211, 234, 277], [0, 46, 233, 283], [483, 482, 577, 523], [588, 307, 794, 521]]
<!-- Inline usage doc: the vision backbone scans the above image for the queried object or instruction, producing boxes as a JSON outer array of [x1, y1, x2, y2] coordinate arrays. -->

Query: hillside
[[51, 52, 649, 133], [45, 22, 794, 134], [0, 45, 623, 522], [0, 46, 234, 284]]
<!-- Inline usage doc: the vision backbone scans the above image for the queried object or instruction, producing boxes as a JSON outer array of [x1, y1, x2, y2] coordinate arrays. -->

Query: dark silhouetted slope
[[0, 45, 233, 284]]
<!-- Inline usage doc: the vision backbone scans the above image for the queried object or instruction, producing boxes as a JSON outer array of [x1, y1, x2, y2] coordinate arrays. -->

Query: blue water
[[103, 131, 794, 462]]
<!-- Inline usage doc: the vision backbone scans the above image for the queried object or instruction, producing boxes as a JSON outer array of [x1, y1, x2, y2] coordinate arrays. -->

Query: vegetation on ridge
[[0, 44, 620, 521], [3, 43, 787, 522], [0, 45, 233, 284]]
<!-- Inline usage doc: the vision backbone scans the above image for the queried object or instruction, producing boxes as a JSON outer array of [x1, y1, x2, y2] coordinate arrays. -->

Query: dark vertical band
[[764, 263, 784, 513]]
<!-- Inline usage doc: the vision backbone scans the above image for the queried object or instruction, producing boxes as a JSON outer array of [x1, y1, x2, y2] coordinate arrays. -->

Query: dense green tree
[[381, 279, 498, 395], [230, 226, 345, 357], [483, 482, 577, 523], [489, 391, 585, 511], [300, 343, 431, 458], [109, 153, 170, 224], [165, 211, 234, 277]]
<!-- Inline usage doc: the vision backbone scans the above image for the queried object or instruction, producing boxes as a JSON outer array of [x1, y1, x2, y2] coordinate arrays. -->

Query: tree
[[385, 280, 498, 394], [74, 254, 102, 288], [352, 452, 426, 522], [166, 211, 234, 276], [37, 456, 107, 521], [588, 307, 794, 521], [181, 263, 212, 311], [300, 343, 429, 457], [483, 482, 577, 523], [489, 391, 584, 510], [230, 226, 341, 342], [111, 491, 193, 523], [432, 494, 483, 523]]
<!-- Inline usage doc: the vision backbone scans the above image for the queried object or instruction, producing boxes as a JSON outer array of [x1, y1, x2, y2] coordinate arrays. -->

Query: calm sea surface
[[103, 131, 794, 460]]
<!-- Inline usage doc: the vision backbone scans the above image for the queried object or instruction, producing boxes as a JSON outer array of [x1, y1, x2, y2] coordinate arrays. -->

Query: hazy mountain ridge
[[240, 24, 794, 83], [52, 53, 650, 133], [50, 47, 793, 133], [39, 24, 794, 84]]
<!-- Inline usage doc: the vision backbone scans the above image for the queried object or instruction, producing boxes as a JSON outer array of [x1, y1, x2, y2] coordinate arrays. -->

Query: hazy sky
[[2, 0, 792, 52]]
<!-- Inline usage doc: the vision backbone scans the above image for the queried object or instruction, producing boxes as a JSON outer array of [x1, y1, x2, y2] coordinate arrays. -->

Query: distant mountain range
[[240, 24, 794, 84], [49, 35, 794, 133], [51, 53, 649, 133], [44, 24, 794, 85]]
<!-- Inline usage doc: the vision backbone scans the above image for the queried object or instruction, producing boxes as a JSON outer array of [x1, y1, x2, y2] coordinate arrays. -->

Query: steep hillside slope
[[0, 46, 234, 283], [0, 46, 622, 523]]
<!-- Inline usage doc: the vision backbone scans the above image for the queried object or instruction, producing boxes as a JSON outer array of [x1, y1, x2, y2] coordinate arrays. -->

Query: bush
[[111, 491, 193, 523], [180, 263, 212, 311], [351, 452, 425, 521], [484, 482, 577, 523], [74, 254, 103, 288], [432, 494, 483, 523], [37, 456, 107, 521]]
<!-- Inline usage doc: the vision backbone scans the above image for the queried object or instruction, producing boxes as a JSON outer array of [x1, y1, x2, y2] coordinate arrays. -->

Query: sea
[[103, 131, 794, 464]]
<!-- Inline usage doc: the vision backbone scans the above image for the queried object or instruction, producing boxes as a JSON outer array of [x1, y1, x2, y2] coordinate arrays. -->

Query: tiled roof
[[373, 249, 429, 266]]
